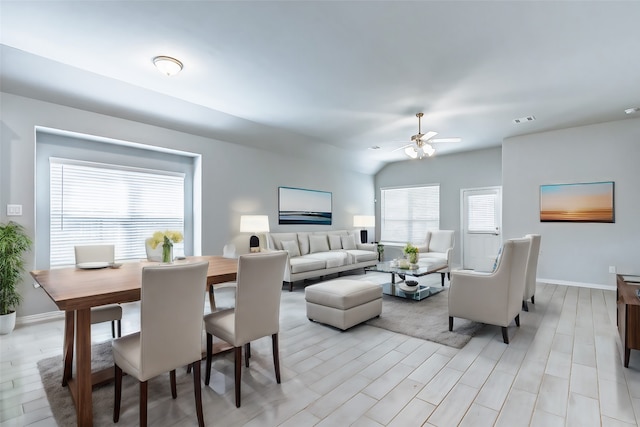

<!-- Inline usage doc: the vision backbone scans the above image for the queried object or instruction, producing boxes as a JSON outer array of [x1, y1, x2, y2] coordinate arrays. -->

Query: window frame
[[380, 184, 440, 244]]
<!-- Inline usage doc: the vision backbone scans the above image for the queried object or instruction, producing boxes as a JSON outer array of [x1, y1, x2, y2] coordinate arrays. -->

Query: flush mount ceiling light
[[152, 56, 183, 76], [625, 107, 640, 115]]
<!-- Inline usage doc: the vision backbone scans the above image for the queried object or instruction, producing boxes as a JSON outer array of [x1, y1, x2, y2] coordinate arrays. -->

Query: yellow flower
[[147, 230, 183, 249]]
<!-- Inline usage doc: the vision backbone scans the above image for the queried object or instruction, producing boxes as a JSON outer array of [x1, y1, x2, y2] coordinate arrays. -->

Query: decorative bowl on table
[[405, 280, 418, 287]]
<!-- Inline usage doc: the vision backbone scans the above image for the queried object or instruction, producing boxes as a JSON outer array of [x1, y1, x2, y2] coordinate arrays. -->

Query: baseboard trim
[[539, 277, 614, 291], [16, 310, 64, 326]]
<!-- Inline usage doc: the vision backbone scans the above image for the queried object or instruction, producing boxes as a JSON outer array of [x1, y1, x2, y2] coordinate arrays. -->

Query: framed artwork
[[540, 181, 614, 223], [278, 187, 332, 225]]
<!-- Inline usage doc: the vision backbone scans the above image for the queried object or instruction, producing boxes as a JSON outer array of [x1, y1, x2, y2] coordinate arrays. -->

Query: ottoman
[[305, 279, 383, 330]]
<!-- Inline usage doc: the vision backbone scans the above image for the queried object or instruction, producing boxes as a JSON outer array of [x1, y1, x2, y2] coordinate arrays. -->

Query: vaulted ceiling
[[1, 1, 639, 174]]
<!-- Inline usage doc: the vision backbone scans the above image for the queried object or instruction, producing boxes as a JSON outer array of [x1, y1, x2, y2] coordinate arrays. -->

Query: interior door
[[461, 187, 502, 271]]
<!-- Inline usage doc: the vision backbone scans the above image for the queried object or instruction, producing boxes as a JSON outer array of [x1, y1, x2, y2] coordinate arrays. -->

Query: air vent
[[513, 115, 536, 124], [369, 145, 381, 150]]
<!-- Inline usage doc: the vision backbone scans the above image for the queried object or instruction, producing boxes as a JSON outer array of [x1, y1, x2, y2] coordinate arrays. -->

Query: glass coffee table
[[369, 260, 448, 301]]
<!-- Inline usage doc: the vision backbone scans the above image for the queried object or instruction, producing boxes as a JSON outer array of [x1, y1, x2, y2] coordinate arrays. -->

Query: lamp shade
[[240, 215, 270, 233], [353, 215, 375, 228]]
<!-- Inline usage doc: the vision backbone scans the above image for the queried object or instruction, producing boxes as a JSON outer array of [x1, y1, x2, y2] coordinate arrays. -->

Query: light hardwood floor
[[2, 272, 640, 426]]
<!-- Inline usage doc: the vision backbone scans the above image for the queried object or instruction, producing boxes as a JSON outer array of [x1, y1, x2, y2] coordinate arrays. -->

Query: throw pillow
[[341, 234, 357, 250], [328, 235, 342, 250], [281, 240, 300, 257], [492, 246, 503, 271], [309, 235, 330, 253]]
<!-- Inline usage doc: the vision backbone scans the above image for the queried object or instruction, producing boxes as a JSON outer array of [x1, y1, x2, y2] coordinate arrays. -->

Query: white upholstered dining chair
[[204, 251, 288, 407], [112, 261, 209, 427], [522, 234, 541, 311], [74, 245, 123, 337], [448, 238, 531, 344]]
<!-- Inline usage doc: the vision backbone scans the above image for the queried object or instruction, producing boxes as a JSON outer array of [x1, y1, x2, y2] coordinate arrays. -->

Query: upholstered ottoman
[[305, 279, 382, 330]]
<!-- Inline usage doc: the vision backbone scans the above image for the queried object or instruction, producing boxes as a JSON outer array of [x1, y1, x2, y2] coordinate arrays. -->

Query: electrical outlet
[[7, 204, 22, 216], [609, 266, 616, 274]]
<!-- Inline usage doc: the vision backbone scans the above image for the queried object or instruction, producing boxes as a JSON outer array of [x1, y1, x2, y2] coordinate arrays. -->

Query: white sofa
[[264, 230, 378, 291]]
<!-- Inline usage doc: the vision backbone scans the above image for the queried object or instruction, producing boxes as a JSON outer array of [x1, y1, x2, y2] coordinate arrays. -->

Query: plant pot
[[408, 253, 419, 264], [0, 311, 16, 335], [145, 242, 162, 262]]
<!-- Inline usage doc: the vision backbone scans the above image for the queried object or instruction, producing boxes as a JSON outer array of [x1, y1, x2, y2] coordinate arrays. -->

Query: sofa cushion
[[309, 235, 330, 253], [289, 257, 326, 274], [328, 234, 342, 250], [297, 232, 311, 255], [344, 249, 378, 263], [269, 233, 299, 250], [281, 240, 301, 257], [341, 234, 357, 250], [306, 251, 348, 268]]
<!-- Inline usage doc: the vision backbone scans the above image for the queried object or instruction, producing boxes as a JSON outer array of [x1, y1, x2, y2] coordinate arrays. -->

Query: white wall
[[502, 118, 640, 288], [375, 147, 503, 266], [0, 92, 374, 316]]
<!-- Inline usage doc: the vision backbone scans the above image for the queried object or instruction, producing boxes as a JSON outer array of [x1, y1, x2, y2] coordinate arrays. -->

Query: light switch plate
[[7, 204, 22, 216]]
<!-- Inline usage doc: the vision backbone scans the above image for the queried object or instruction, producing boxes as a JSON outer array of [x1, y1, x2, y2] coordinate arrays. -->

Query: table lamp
[[240, 215, 270, 253], [353, 215, 375, 243]]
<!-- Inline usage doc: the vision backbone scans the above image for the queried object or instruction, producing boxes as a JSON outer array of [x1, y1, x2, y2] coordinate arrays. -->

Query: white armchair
[[417, 230, 455, 286], [448, 238, 531, 344], [523, 234, 541, 311]]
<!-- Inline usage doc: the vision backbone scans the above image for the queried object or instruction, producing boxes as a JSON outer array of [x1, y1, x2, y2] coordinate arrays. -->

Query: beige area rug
[[365, 288, 484, 349], [37, 342, 197, 426]]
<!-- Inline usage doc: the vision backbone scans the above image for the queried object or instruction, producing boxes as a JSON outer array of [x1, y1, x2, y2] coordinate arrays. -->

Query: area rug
[[37, 342, 195, 426], [365, 288, 484, 349]]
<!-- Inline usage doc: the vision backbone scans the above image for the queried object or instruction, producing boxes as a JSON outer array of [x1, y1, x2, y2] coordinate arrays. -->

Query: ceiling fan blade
[[430, 137, 462, 143], [422, 131, 439, 141], [392, 143, 412, 152]]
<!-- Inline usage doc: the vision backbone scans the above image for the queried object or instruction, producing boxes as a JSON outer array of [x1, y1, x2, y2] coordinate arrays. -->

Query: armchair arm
[[416, 244, 429, 253]]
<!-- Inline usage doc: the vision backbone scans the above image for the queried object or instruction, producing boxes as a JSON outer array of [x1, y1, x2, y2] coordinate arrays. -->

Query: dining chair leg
[[170, 369, 177, 398], [515, 314, 520, 327], [205, 333, 212, 385], [272, 333, 281, 384], [117, 319, 122, 337], [448, 316, 454, 331], [193, 361, 205, 427], [111, 321, 116, 338], [531, 295, 535, 304], [234, 346, 242, 407], [440, 273, 445, 286], [140, 380, 148, 427], [114, 364, 123, 422], [522, 300, 529, 312], [244, 343, 250, 367]]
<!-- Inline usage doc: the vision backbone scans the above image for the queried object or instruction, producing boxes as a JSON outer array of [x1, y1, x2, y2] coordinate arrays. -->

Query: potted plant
[[0, 221, 32, 334], [403, 243, 419, 265]]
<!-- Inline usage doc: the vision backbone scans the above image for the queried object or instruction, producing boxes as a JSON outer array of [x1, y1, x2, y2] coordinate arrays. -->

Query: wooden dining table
[[31, 255, 238, 426]]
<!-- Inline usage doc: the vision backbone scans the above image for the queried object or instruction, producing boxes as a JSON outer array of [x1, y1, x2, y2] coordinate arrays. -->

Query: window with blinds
[[381, 185, 440, 243], [50, 158, 185, 266], [467, 193, 498, 233]]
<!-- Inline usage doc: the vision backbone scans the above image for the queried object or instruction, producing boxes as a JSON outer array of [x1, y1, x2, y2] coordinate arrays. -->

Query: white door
[[461, 187, 502, 271]]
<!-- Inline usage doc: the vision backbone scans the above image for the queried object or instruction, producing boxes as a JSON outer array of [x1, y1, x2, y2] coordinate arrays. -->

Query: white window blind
[[50, 158, 185, 266], [381, 185, 440, 243], [467, 193, 497, 233]]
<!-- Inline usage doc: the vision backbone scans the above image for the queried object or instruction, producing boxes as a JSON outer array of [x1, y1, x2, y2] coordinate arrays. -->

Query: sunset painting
[[540, 182, 614, 223]]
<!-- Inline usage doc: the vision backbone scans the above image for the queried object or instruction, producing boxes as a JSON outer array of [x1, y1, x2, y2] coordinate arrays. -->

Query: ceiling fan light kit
[[398, 112, 460, 160]]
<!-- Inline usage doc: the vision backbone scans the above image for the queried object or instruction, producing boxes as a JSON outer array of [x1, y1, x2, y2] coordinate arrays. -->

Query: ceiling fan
[[393, 113, 461, 159]]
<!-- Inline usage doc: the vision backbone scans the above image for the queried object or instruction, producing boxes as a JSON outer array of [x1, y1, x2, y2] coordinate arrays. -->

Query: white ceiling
[[1, 1, 639, 174]]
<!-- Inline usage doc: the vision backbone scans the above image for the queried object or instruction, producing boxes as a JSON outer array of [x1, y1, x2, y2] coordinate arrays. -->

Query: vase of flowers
[[146, 231, 183, 263], [403, 243, 419, 265]]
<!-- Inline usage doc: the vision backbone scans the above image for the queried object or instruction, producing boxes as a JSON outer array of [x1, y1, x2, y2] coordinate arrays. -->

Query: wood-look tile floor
[[2, 272, 640, 426]]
